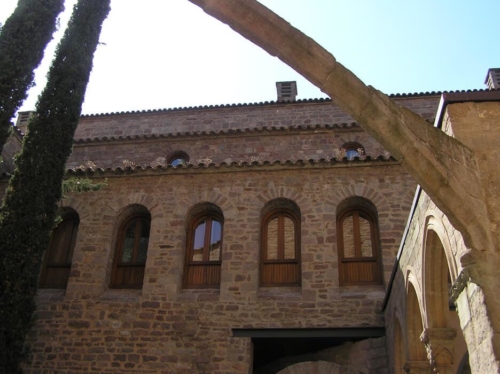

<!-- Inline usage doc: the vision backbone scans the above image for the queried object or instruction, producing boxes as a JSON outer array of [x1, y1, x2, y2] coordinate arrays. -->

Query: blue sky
[[1, 0, 499, 115]]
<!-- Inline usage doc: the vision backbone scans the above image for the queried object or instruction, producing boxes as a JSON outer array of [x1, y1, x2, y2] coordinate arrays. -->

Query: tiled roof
[[0, 156, 398, 181], [73, 122, 361, 144], [65, 155, 397, 177], [79, 89, 490, 118]]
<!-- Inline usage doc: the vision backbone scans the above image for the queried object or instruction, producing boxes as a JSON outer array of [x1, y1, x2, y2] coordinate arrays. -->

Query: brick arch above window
[[260, 198, 301, 287], [336, 197, 382, 285], [40, 207, 80, 289], [183, 202, 224, 289]]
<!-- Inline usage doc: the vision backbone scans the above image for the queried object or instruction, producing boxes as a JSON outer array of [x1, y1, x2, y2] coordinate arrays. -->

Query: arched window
[[167, 151, 189, 167], [342, 142, 365, 159], [261, 199, 301, 287], [184, 204, 223, 288], [40, 209, 79, 289], [111, 211, 151, 289], [337, 198, 381, 285]]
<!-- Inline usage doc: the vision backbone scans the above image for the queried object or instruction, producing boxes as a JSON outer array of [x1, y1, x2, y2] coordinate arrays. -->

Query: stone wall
[[24, 161, 414, 373], [0, 95, 449, 373], [73, 97, 439, 140], [384, 100, 500, 374], [67, 126, 384, 170], [384, 191, 469, 374]]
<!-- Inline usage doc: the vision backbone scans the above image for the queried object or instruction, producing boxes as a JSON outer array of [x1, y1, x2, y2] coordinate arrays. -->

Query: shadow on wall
[[253, 337, 387, 374]]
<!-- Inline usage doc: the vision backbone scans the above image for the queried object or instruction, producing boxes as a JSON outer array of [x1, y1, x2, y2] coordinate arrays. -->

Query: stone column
[[451, 273, 500, 374]]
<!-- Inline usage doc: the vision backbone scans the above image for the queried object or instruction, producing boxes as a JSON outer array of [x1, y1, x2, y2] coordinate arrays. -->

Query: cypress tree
[[0, 0, 111, 371], [0, 0, 65, 152]]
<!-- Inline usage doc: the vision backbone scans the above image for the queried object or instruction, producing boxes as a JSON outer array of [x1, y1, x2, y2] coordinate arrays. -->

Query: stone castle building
[[1, 70, 499, 373]]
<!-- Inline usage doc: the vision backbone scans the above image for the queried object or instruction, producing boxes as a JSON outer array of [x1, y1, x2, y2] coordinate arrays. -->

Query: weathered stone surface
[[385, 102, 500, 374]]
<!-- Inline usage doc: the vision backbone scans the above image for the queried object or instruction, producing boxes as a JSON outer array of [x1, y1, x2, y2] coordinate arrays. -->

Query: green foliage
[[62, 177, 107, 194], [0, 1, 111, 372], [0, 0, 64, 153]]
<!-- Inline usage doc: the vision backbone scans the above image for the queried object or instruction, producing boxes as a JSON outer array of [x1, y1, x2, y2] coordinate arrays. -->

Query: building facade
[[1, 80, 499, 373]]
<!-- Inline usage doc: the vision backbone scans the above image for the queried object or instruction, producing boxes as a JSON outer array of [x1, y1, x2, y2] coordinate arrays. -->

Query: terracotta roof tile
[[65, 155, 397, 177], [78, 89, 492, 118], [73, 122, 360, 144]]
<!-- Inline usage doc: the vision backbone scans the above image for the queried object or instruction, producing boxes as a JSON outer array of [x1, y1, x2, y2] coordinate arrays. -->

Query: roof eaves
[[79, 90, 489, 119], [66, 155, 398, 176], [73, 122, 361, 144]]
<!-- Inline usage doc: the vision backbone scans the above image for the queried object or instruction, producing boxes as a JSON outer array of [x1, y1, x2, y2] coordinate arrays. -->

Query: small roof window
[[342, 142, 364, 160], [168, 151, 189, 167]]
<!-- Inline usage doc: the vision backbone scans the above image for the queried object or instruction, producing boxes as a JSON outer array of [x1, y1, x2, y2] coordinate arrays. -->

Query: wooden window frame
[[40, 214, 79, 289], [337, 207, 382, 285], [260, 208, 301, 287], [111, 213, 150, 289], [183, 212, 223, 289]]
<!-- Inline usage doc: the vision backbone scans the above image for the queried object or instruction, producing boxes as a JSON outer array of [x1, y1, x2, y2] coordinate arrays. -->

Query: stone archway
[[277, 361, 361, 374], [404, 277, 431, 373], [422, 218, 468, 374]]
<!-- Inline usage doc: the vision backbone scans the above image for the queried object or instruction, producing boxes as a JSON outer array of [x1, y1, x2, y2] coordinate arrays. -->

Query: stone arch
[[277, 360, 361, 374], [177, 189, 234, 219], [405, 271, 427, 362], [260, 197, 301, 217], [254, 185, 305, 213], [327, 184, 389, 213], [422, 213, 468, 373], [405, 267, 424, 316], [107, 192, 159, 215], [53, 206, 80, 224], [58, 197, 92, 224], [423, 212, 458, 280], [422, 215, 456, 328]]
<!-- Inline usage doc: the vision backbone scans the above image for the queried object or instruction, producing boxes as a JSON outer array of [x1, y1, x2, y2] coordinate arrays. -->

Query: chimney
[[484, 68, 500, 90], [15, 111, 34, 134], [276, 81, 297, 102]]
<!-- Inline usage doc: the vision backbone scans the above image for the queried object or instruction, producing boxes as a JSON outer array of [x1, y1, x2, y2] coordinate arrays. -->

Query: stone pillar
[[452, 275, 500, 374], [420, 327, 457, 374]]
